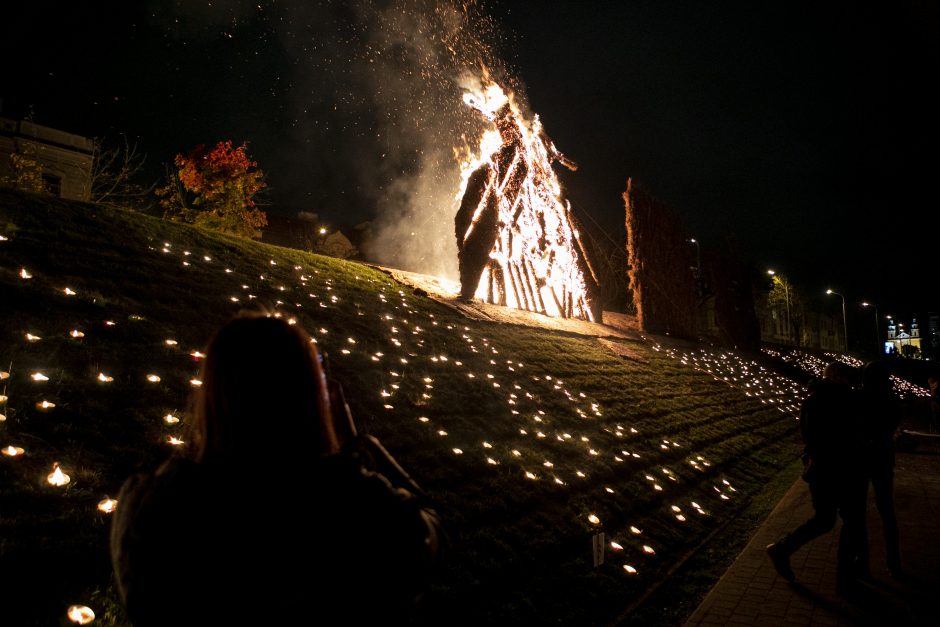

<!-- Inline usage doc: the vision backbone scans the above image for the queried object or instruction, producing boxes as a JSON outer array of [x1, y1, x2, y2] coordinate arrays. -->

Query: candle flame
[[97, 373, 113, 383], [48, 463, 70, 486], [98, 497, 118, 513], [146, 374, 161, 383], [2, 445, 24, 456], [67, 605, 95, 624]]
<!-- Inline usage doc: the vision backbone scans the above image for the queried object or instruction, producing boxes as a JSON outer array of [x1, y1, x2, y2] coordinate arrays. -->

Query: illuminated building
[[885, 318, 922, 356]]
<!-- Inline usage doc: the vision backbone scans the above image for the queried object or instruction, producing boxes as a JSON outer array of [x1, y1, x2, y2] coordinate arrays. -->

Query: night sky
[[3, 1, 938, 324]]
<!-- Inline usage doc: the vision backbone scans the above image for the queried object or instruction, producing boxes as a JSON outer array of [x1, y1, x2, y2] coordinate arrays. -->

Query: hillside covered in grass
[[0, 188, 808, 626]]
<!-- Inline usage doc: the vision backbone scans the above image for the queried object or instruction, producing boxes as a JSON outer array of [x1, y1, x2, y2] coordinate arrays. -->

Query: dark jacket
[[111, 440, 441, 626], [799, 377, 862, 480], [858, 386, 901, 472]]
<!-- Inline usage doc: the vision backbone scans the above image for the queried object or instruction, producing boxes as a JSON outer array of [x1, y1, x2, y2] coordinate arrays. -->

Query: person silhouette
[[857, 360, 902, 578], [110, 312, 442, 625], [928, 370, 940, 434], [766, 361, 867, 595]]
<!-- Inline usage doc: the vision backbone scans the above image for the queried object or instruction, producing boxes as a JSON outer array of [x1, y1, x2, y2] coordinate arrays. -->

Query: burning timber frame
[[455, 92, 601, 322]]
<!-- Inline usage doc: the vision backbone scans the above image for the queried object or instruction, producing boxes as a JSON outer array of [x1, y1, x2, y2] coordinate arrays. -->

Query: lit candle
[[2, 445, 24, 456], [19, 268, 32, 279], [146, 374, 161, 383], [97, 497, 118, 514], [588, 514, 600, 525], [47, 462, 70, 486], [97, 373, 114, 383], [0, 371, 8, 380], [36, 400, 56, 410], [164, 414, 180, 424], [67, 605, 95, 624], [69, 330, 85, 338]]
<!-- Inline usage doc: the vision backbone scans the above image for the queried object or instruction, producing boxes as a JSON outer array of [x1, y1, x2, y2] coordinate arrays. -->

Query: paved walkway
[[684, 449, 940, 626]]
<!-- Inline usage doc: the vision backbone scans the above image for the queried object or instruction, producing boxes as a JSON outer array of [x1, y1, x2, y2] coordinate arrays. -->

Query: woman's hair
[[189, 311, 339, 463]]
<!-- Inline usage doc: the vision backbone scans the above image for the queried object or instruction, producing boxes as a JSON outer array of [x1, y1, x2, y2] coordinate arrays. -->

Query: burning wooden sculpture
[[455, 83, 601, 321]]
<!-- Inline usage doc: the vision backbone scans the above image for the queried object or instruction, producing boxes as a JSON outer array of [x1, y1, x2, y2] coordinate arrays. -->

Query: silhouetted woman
[[111, 312, 442, 625]]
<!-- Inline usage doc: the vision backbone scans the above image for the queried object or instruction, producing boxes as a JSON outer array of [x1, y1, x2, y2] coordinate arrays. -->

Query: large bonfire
[[454, 80, 602, 322]]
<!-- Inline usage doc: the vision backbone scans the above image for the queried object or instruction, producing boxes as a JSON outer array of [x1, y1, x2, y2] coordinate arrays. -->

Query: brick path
[[684, 451, 940, 626]]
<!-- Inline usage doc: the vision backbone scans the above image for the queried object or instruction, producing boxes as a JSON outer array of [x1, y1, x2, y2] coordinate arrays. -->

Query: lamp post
[[767, 270, 792, 345], [860, 302, 880, 355], [689, 238, 701, 279], [826, 289, 848, 352]]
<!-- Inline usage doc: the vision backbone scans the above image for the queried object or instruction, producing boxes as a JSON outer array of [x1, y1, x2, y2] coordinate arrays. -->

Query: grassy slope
[[0, 188, 804, 626]]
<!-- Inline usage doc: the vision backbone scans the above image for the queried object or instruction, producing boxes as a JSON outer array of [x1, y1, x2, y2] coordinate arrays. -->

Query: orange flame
[[456, 80, 599, 320]]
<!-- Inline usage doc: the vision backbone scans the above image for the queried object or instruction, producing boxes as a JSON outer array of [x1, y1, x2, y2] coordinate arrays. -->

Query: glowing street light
[[826, 289, 848, 352], [860, 302, 880, 355], [767, 270, 792, 345], [689, 238, 701, 278]]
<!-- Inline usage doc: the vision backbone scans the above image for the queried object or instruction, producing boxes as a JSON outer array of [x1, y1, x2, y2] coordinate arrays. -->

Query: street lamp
[[767, 270, 792, 345], [688, 238, 701, 278], [826, 289, 848, 352], [860, 302, 880, 355]]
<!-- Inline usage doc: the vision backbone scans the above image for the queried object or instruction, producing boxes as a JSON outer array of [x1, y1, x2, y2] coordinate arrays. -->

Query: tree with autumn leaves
[[158, 140, 267, 238]]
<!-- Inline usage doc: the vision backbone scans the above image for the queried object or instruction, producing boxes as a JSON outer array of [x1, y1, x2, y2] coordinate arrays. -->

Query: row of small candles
[[764, 348, 930, 399], [653, 344, 806, 417]]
